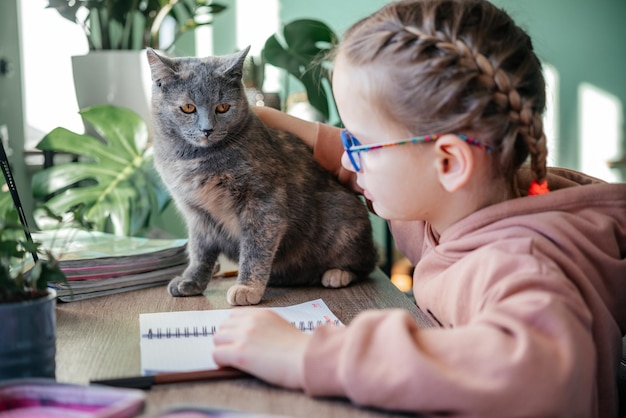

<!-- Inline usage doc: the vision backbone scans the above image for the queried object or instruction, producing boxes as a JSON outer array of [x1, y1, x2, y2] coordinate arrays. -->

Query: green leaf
[[37, 187, 106, 217], [0, 240, 24, 259], [32, 164, 119, 196], [0, 263, 19, 293], [46, 0, 227, 51], [263, 19, 338, 121], [45, 0, 81, 24], [0, 177, 14, 218], [32, 105, 170, 236], [283, 19, 336, 60], [31, 260, 66, 291], [36, 127, 127, 164], [80, 105, 148, 157], [0, 208, 23, 243], [37, 205, 64, 224]]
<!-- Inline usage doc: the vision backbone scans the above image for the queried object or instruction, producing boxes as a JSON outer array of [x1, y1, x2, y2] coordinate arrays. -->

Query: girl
[[213, 1, 626, 416]]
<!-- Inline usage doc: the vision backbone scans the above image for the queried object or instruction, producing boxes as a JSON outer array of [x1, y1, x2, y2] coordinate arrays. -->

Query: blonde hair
[[336, 0, 548, 186]]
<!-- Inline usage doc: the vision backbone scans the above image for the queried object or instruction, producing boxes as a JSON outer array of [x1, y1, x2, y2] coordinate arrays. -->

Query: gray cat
[[146, 46, 377, 306]]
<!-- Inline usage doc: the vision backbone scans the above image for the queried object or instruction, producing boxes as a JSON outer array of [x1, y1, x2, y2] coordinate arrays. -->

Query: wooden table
[[56, 269, 431, 417]]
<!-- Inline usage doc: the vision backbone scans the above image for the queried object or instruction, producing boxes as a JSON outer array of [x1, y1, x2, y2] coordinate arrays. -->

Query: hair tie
[[528, 180, 549, 196]]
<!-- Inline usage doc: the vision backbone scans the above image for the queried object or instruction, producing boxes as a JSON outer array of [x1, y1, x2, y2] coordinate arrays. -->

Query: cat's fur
[[146, 47, 377, 306]]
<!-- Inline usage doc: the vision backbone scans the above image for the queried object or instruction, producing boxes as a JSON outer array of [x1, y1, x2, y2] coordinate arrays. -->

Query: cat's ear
[[146, 48, 176, 86], [222, 45, 251, 81]]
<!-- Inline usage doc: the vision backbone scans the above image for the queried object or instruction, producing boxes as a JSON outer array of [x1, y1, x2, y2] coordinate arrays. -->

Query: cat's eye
[[215, 103, 231, 114], [180, 104, 196, 114]]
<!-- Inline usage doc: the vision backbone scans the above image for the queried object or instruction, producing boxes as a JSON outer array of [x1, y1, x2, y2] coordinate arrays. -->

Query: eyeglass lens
[[341, 130, 362, 171]]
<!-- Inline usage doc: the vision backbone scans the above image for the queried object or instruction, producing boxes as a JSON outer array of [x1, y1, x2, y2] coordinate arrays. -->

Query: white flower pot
[[72, 50, 153, 136]]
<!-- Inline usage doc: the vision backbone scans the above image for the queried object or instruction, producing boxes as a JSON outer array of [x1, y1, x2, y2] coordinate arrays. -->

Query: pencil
[[90, 367, 247, 390], [212, 269, 238, 279]]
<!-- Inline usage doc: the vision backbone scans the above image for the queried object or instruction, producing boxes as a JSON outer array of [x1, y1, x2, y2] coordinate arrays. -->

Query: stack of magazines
[[31, 228, 189, 302]]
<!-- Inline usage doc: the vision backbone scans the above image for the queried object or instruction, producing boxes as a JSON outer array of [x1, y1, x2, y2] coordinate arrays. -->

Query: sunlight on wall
[[20, 0, 88, 152], [542, 63, 559, 167], [236, 0, 279, 57], [235, 0, 281, 93], [579, 82, 623, 182], [195, 0, 281, 92], [195, 26, 214, 57]]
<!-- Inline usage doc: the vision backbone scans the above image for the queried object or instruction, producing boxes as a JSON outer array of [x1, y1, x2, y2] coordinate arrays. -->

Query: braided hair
[[336, 0, 548, 191]]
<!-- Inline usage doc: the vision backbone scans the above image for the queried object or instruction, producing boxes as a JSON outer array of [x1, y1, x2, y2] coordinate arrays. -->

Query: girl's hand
[[213, 309, 310, 390]]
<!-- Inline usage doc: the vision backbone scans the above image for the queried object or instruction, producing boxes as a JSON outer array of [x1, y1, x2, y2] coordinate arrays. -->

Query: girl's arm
[[300, 266, 595, 416], [213, 272, 593, 417], [254, 106, 318, 149], [255, 107, 362, 193]]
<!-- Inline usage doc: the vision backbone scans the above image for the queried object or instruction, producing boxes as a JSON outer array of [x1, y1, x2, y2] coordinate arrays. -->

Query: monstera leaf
[[263, 19, 338, 121], [32, 105, 170, 236]]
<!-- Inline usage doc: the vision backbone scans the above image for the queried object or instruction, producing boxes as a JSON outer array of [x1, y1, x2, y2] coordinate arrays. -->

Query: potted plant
[[262, 19, 338, 124], [2, 132, 96, 379], [0, 200, 97, 380], [0, 210, 59, 380], [45, 0, 227, 133], [45, 0, 227, 51], [31, 104, 171, 237]]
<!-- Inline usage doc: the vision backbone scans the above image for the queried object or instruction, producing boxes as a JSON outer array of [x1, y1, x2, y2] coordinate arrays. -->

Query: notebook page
[[139, 299, 343, 375]]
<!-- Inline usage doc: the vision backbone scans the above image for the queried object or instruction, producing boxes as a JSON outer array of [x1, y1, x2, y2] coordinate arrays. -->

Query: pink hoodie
[[303, 123, 626, 417]]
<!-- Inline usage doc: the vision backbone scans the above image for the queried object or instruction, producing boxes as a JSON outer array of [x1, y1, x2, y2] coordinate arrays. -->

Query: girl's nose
[[341, 151, 356, 172]]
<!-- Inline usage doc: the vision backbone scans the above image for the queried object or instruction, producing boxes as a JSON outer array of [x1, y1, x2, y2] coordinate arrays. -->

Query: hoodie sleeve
[[301, 256, 597, 417]]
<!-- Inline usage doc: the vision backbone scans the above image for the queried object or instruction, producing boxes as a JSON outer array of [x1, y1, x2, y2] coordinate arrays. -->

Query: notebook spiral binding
[[293, 319, 341, 331], [142, 319, 341, 339]]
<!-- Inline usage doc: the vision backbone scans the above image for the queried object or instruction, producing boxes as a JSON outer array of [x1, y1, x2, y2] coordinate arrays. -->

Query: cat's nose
[[201, 129, 213, 138]]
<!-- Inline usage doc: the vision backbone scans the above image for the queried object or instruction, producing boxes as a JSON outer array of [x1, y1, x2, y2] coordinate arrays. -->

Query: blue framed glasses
[[341, 129, 493, 172]]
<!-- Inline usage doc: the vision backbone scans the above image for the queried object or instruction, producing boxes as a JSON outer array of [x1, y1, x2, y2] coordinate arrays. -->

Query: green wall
[[278, 0, 388, 34], [490, 0, 626, 173]]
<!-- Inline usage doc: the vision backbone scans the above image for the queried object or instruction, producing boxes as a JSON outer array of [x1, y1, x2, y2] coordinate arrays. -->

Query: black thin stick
[[90, 367, 247, 390], [0, 140, 38, 262]]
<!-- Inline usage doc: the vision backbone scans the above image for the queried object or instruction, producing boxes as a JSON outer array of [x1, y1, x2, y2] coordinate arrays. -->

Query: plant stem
[[150, 0, 178, 49], [123, 0, 141, 50]]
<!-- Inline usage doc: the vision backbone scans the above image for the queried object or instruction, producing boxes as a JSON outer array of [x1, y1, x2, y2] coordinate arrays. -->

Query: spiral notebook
[[139, 299, 343, 375]]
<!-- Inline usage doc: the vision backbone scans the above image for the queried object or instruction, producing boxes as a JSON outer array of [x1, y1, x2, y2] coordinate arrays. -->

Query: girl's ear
[[433, 134, 474, 192]]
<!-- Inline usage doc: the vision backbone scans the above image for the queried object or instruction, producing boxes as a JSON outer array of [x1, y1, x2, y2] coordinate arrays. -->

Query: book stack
[[31, 228, 190, 302]]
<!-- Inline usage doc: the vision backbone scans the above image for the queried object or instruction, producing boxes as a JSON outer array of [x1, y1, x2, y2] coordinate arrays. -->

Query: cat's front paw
[[226, 284, 264, 306], [321, 269, 356, 288], [167, 275, 207, 297]]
